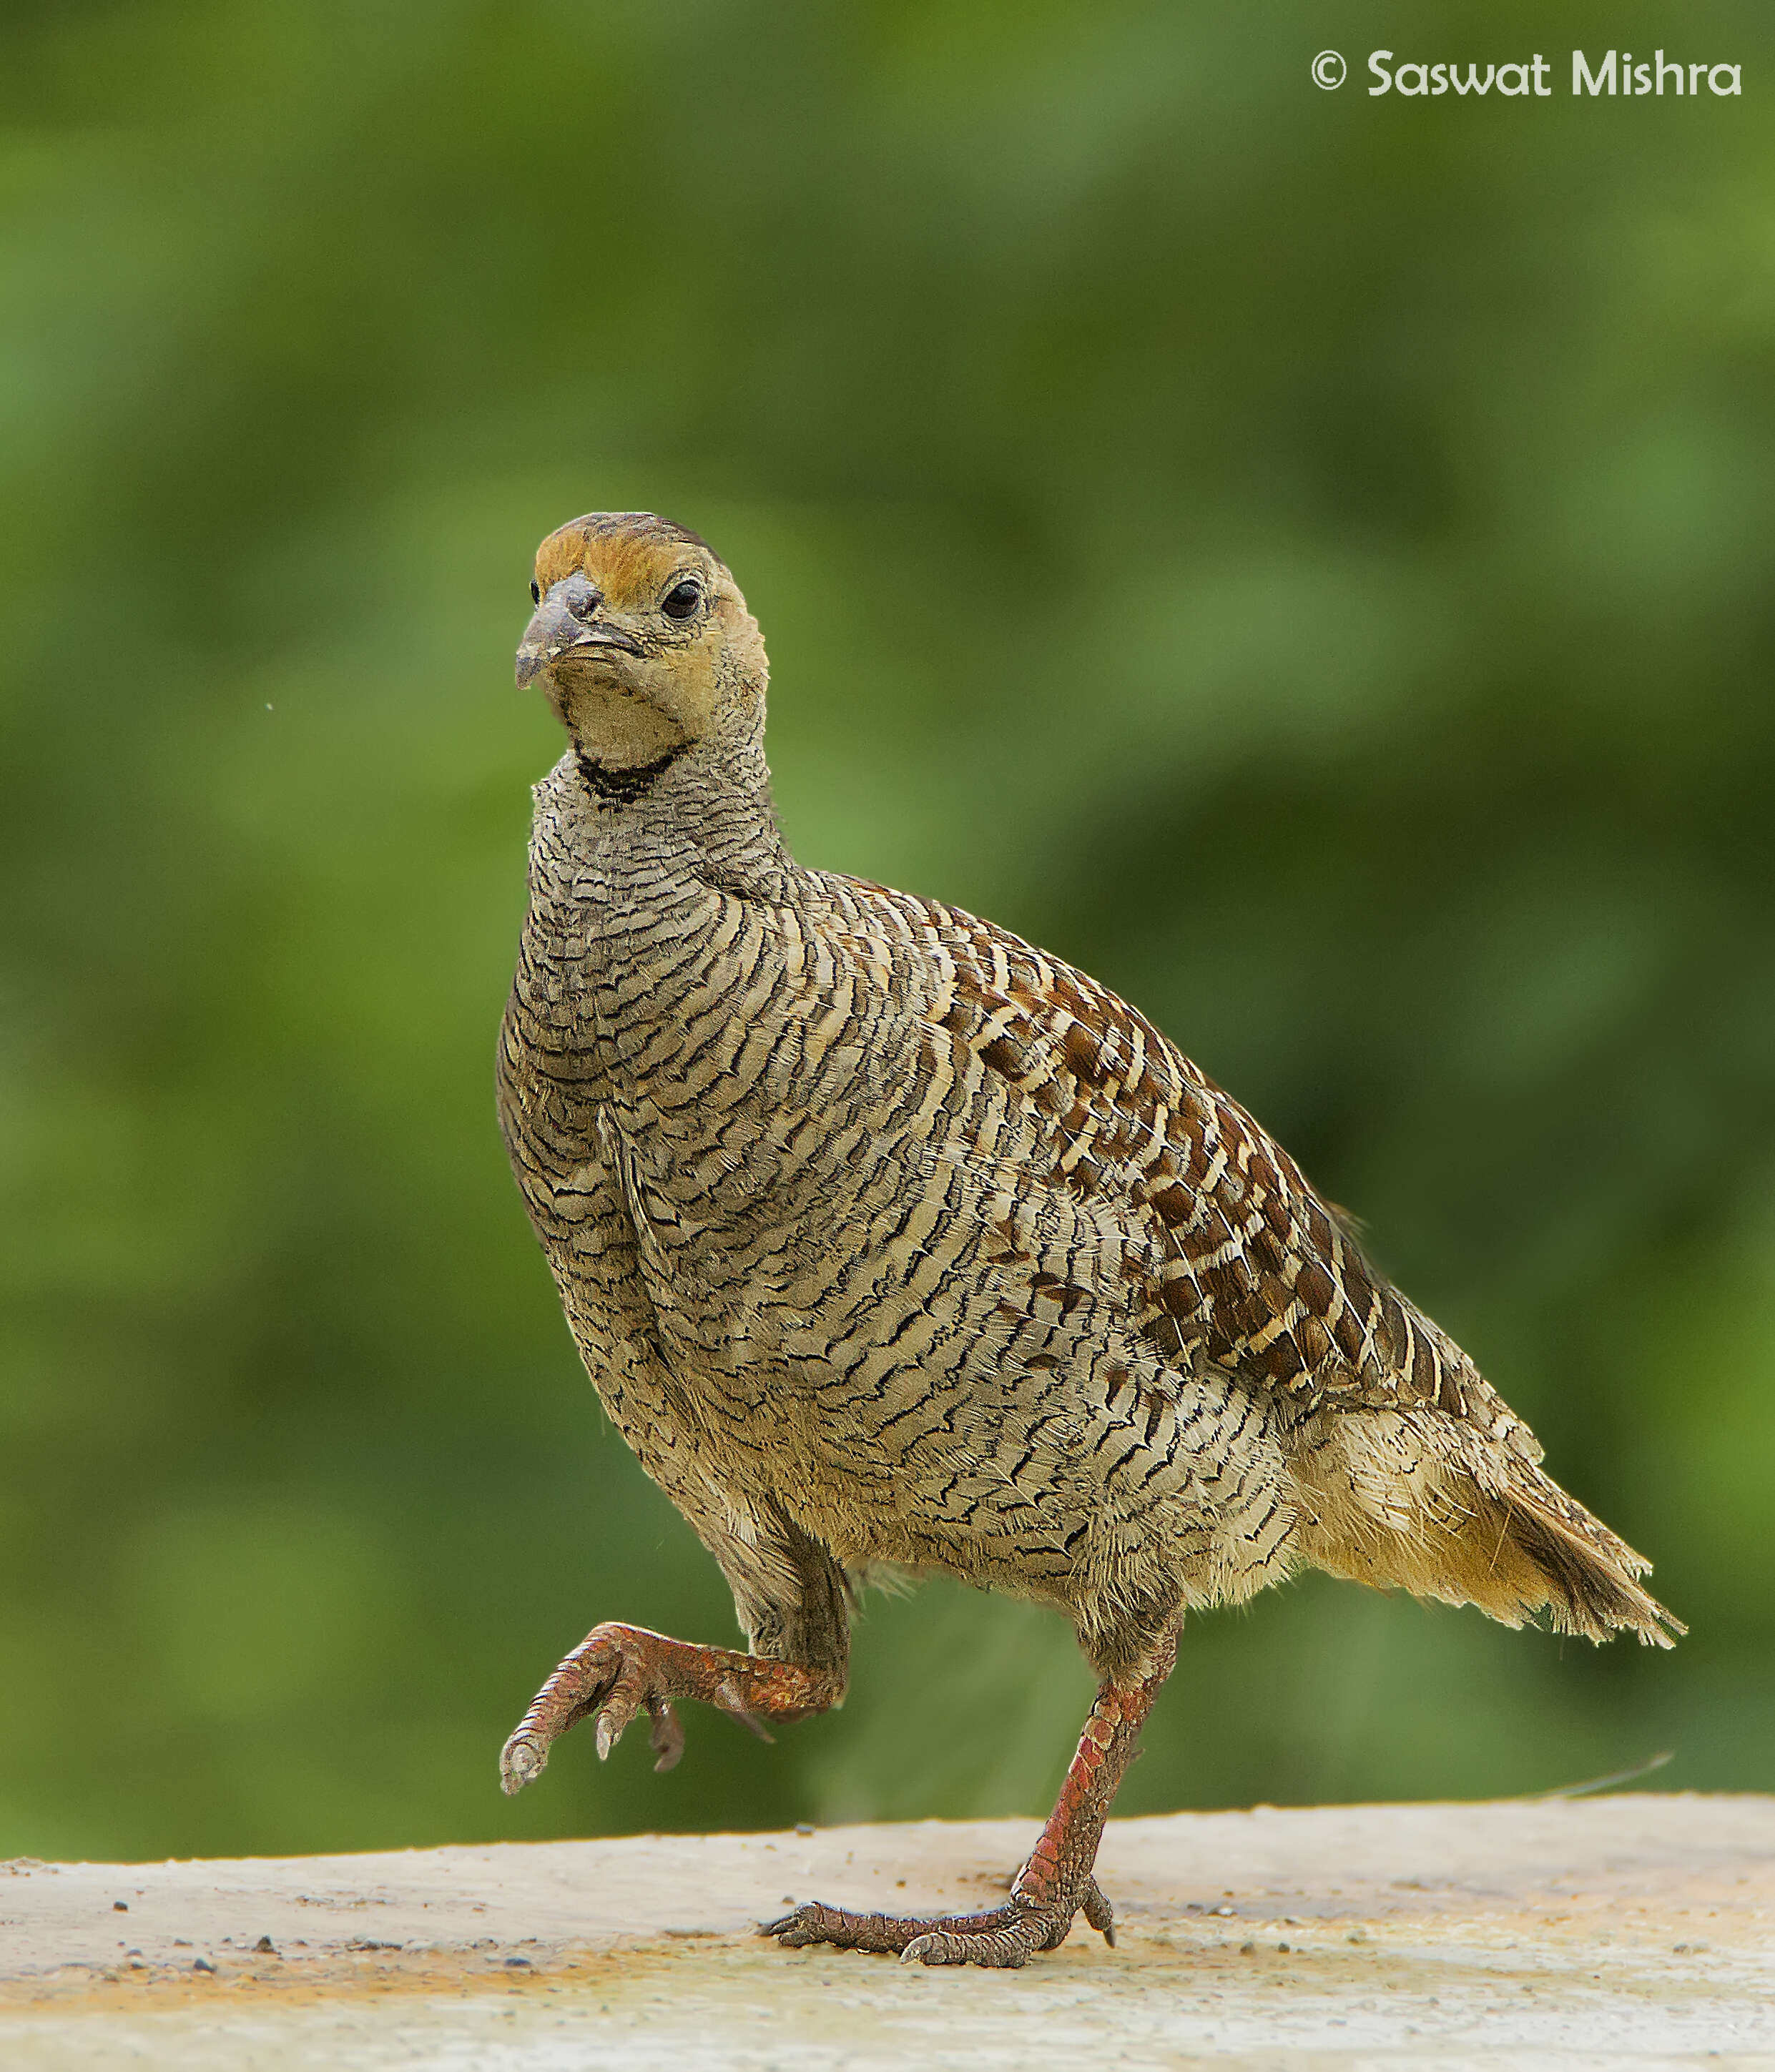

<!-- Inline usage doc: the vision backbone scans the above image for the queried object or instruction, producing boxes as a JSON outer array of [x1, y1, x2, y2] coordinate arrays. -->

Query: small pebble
[[795, 1823, 814, 1836], [193, 1958, 215, 1975], [503, 1956, 531, 1969], [113, 1902, 128, 1913], [255, 1935, 276, 1955]]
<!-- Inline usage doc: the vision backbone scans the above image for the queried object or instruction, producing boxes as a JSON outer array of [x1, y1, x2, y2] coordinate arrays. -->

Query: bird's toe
[[646, 1694, 685, 1772], [758, 1903, 823, 1947], [1081, 1877, 1116, 1945]]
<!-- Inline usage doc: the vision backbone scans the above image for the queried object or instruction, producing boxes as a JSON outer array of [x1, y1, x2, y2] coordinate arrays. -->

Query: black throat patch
[[576, 745, 687, 804]]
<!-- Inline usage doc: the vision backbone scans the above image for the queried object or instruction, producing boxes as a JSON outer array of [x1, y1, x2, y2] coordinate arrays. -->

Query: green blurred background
[[2, 0, 1771, 1865]]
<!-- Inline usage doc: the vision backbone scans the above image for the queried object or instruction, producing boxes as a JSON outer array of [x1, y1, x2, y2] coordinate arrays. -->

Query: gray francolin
[[495, 511, 1680, 1968]]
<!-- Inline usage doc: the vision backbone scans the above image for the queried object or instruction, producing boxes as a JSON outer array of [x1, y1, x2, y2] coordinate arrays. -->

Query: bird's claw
[[498, 1730, 547, 1795], [759, 1878, 1116, 1969]]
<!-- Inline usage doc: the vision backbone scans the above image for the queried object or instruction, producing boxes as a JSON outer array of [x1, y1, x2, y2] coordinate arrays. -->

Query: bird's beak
[[515, 599, 644, 690]]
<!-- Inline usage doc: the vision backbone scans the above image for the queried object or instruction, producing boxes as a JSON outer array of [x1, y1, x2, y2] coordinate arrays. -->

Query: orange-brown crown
[[532, 513, 724, 606]]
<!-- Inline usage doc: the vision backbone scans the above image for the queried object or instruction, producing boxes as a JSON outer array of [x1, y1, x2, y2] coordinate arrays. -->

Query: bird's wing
[[836, 875, 1523, 1446]]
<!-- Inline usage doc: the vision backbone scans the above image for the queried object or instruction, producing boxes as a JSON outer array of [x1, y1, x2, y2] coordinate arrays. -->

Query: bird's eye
[[530, 580, 541, 606], [661, 578, 702, 621]]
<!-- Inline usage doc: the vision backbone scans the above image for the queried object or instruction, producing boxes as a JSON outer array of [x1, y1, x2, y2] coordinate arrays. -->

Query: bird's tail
[[1490, 1466, 1683, 1647], [1292, 1412, 1683, 1647]]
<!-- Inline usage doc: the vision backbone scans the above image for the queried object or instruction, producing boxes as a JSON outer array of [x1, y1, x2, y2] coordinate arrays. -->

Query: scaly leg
[[762, 1630, 1178, 1968], [500, 1622, 842, 1790]]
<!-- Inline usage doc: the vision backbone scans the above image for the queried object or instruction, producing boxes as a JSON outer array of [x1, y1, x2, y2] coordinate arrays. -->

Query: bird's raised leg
[[500, 1623, 842, 1790], [763, 1629, 1178, 1968]]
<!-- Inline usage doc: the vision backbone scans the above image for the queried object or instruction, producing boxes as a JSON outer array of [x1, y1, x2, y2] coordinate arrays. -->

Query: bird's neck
[[529, 729, 797, 917]]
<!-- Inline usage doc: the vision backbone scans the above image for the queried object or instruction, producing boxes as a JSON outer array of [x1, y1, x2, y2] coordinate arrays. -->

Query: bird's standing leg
[[763, 1629, 1178, 1968], [500, 1624, 842, 1790]]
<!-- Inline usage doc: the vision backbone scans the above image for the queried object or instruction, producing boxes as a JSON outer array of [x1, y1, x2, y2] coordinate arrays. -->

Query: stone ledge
[[2, 1795, 1772, 2066]]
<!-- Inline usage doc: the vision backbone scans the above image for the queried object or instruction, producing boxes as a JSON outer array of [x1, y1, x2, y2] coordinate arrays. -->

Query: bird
[[494, 510, 1681, 1969]]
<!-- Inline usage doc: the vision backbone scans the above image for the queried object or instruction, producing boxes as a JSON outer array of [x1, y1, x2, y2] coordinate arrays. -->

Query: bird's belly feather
[[600, 1086, 1299, 1618]]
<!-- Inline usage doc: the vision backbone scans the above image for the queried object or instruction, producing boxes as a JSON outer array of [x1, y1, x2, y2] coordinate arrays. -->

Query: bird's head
[[516, 512, 767, 781]]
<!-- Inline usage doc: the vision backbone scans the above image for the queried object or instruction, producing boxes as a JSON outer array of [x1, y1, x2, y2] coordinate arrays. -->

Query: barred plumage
[[496, 511, 1679, 1968]]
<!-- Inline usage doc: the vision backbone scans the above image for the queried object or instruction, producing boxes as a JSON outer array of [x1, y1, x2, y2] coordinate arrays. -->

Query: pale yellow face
[[517, 513, 766, 766]]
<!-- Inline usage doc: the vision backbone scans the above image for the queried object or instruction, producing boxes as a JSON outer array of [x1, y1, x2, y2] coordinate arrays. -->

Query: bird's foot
[[764, 1640, 1171, 1968], [500, 1623, 764, 1792], [500, 1623, 837, 1795], [761, 1877, 1116, 1969]]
